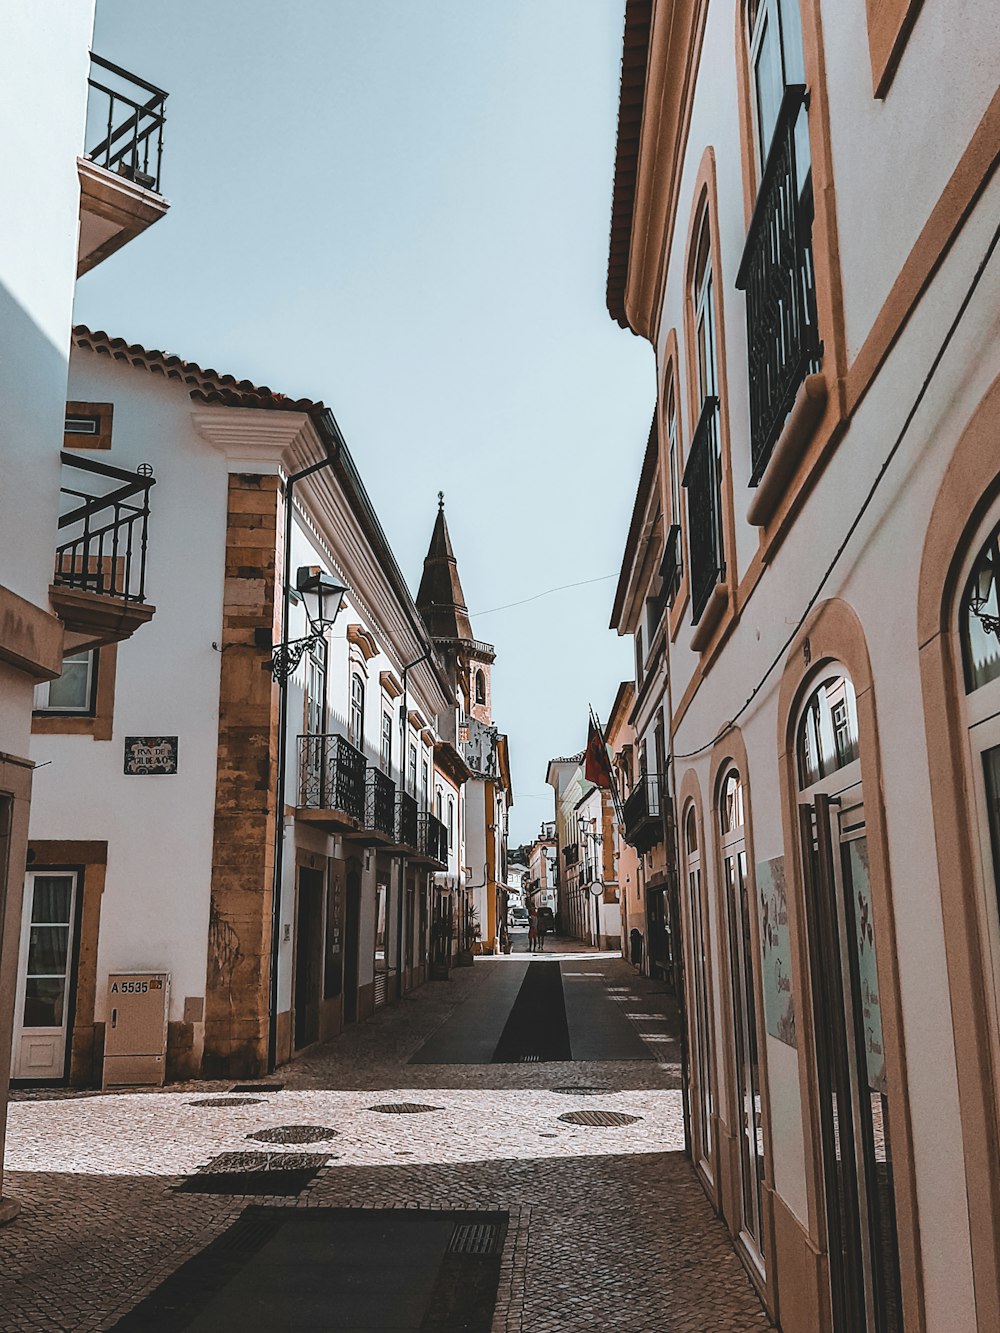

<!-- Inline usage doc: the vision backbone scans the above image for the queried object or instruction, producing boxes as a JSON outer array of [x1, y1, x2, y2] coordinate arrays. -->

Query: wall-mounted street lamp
[[267, 566, 347, 684], [969, 558, 999, 637]]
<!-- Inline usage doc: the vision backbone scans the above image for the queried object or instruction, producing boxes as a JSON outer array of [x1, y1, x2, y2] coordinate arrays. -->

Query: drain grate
[[187, 1096, 264, 1108], [520, 1054, 541, 1063], [248, 1125, 338, 1145], [174, 1151, 330, 1195], [368, 1102, 441, 1115], [558, 1110, 642, 1127], [448, 1221, 504, 1256], [231, 1083, 284, 1094], [551, 1085, 612, 1096]]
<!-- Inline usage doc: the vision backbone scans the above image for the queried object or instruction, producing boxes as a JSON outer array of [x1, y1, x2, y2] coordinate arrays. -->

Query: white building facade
[[607, 1, 1000, 1329]]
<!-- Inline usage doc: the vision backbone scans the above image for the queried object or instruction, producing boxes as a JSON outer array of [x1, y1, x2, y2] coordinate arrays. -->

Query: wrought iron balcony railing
[[55, 453, 154, 603], [417, 812, 448, 866], [660, 523, 683, 607], [682, 396, 725, 623], [395, 790, 418, 851], [86, 54, 167, 193], [563, 843, 579, 866], [736, 84, 820, 485], [365, 767, 396, 839], [299, 734, 366, 821], [622, 774, 664, 854]]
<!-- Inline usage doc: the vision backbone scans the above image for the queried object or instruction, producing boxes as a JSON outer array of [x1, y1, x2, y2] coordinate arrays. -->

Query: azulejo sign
[[124, 736, 178, 775]]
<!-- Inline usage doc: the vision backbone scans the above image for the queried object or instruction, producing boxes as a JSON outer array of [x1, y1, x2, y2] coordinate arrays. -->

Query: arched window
[[349, 673, 365, 750], [717, 768, 765, 1263], [684, 804, 714, 1177], [960, 519, 1000, 693], [474, 669, 486, 705], [795, 669, 902, 1329]]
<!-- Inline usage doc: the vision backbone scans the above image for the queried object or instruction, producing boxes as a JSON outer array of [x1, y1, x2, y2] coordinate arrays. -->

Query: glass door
[[12, 872, 79, 1081], [799, 787, 902, 1332]]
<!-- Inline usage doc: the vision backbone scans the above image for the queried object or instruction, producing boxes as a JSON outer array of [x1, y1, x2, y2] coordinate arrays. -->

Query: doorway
[[343, 864, 362, 1024], [796, 674, 902, 1332], [294, 867, 323, 1050], [12, 870, 80, 1082]]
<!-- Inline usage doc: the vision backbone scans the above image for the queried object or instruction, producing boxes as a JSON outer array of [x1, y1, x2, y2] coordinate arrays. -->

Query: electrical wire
[[472, 573, 617, 618], [673, 210, 1000, 762]]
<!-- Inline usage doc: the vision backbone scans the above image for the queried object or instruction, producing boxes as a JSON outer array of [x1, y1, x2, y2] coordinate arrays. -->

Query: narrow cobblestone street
[[1, 942, 771, 1331]]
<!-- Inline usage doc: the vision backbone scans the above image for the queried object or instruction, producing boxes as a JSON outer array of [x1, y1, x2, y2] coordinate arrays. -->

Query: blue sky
[[80, 0, 655, 843]]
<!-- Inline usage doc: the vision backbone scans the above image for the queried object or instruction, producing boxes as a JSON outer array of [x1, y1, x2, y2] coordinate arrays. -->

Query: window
[[64, 401, 112, 450], [684, 215, 726, 624], [961, 520, 1000, 693], [421, 758, 429, 810], [306, 640, 326, 736], [436, 790, 443, 821], [381, 711, 393, 773], [447, 797, 455, 850], [796, 675, 859, 787], [634, 626, 644, 686], [408, 742, 417, 795], [474, 669, 486, 705], [739, 0, 818, 484], [663, 379, 683, 600], [349, 673, 365, 750], [34, 651, 96, 714]]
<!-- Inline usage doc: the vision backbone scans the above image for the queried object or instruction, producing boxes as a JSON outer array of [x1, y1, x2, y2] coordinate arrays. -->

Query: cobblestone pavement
[[1, 940, 772, 1331]]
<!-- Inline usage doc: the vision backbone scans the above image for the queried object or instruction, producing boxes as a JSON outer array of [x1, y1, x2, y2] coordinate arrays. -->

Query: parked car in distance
[[508, 906, 529, 929]]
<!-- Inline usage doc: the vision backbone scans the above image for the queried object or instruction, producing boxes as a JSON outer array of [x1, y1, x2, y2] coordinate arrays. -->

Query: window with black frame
[[737, 0, 820, 484]]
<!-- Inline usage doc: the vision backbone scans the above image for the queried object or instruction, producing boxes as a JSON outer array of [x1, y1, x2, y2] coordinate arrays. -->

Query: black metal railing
[[682, 397, 725, 623], [396, 791, 418, 850], [299, 734, 366, 819], [736, 84, 820, 485], [365, 767, 396, 838], [660, 523, 683, 607], [86, 54, 167, 193], [55, 453, 154, 603], [563, 843, 579, 866], [623, 774, 664, 854], [417, 812, 448, 866]]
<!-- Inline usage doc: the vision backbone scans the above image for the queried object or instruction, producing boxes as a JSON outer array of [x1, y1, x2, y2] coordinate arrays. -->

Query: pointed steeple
[[416, 492, 475, 643]]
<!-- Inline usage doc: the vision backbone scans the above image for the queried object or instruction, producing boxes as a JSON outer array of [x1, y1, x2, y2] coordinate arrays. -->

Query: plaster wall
[[0, 1, 94, 615], [29, 352, 228, 1024]]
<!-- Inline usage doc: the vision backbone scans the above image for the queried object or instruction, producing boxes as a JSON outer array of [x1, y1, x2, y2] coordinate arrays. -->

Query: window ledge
[[746, 374, 828, 529], [690, 584, 729, 655]]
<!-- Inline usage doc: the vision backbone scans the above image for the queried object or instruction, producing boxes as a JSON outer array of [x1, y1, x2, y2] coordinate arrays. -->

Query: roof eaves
[[610, 410, 659, 631], [606, 0, 654, 331]]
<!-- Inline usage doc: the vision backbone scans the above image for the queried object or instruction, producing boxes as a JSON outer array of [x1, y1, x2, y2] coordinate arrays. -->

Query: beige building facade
[[607, 1, 1000, 1330]]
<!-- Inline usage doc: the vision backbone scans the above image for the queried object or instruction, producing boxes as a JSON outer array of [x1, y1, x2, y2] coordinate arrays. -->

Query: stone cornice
[[191, 407, 314, 473]]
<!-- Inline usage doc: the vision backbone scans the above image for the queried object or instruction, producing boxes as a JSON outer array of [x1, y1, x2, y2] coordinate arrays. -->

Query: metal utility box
[[102, 972, 169, 1089]]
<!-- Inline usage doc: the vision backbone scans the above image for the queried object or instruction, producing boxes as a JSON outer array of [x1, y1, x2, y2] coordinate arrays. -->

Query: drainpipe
[[267, 420, 342, 1074]]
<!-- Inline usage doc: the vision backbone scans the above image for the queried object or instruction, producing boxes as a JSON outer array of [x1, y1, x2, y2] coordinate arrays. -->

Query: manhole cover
[[368, 1103, 441, 1115], [231, 1083, 284, 1094], [448, 1221, 504, 1256], [247, 1125, 338, 1145], [174, 1151, 330, 1195], [188, 1097, 264, 1108], [558, 1110, 642, 1127], [551, 1086, 612, 1096]]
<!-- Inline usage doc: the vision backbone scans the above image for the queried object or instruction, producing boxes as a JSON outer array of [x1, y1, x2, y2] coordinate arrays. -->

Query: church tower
[[415, 492, 495, 726]]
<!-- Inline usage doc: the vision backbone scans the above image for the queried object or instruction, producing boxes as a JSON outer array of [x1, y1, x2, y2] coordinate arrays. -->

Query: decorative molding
[[408, 710, 426, 731], [191, 407, 314, 474], [346, 623, 379, 661], [379, 669, 403, 699], [420, 728, 436, 748]]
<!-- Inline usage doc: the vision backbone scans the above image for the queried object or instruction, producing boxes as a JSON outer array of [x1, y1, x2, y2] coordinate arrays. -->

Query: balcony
[[623, 774, 664, 854], [343, 766, 397, 846], [682, 396, 725, 625], [563, 843, 579, 866], [736, 84, 820, 486], [659, 523, 683, 607], [50, 452, 156, 652], [78, 54, 170, 275], [392, 790, 419, 853], [415, 812, 448, 869], [297, 734, 366, 831]]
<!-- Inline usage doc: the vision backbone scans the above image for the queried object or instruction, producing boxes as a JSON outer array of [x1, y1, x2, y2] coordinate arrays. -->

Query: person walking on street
[[537, 904, 553, 952], [527, 903, 538, 953]]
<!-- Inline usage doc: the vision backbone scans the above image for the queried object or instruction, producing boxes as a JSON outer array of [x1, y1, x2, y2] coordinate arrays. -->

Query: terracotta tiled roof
[[606, 0, 653, 330], [72, 325, 324, 413]]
